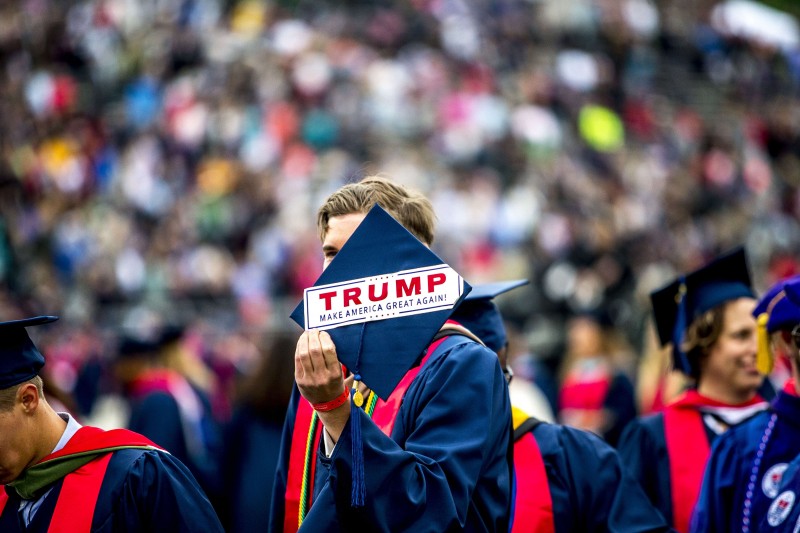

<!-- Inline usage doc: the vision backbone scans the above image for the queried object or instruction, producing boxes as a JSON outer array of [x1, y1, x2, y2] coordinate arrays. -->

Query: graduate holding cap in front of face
[[269, 177, 512, 532], [451, 280, 672, 533], [618, 248, 770, 533], [0, 316, 224, 532], [689, 274, 800, 533]]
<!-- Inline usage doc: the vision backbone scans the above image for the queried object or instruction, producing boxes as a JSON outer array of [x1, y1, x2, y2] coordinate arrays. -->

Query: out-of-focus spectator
[[635, 320, 692, 415], [219, 328, 296, 532], [113, 324, 223, 512], [557, 312, 638, 447]]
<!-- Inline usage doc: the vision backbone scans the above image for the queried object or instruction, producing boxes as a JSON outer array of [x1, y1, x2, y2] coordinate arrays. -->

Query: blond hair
[[317, 176, 436, 245], [0, 376, 44, 412]]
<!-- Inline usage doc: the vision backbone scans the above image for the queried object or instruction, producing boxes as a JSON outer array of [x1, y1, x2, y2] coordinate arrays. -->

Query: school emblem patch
[[764, 464, 790, 499], [768, 491, 795, 527]]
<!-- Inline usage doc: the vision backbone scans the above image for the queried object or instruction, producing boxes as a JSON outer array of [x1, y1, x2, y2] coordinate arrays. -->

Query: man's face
[[702, 297, 763, 397], [0, 399, 35, 484], [322, 213, 367, 270]]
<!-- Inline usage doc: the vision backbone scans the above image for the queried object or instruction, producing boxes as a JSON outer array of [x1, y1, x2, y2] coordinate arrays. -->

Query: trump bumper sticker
[[304, 265, 464, 331]]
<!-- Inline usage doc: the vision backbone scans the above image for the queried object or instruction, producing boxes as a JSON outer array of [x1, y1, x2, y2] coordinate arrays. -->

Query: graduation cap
[[0, 316, 58, 389], [753, 275, 800, 375], [290, 204, 471, 400], [117, 335, 158, 358], [450, 279, 529, 353], [650, 247, 754, 376], [116, 322, 186, 359]]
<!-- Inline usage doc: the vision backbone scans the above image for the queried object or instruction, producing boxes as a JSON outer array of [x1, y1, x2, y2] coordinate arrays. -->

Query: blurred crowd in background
[[0, 0, 799, 527]]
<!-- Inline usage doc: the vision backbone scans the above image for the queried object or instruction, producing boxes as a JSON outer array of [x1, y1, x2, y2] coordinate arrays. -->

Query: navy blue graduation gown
[[618, 413, 676, 525], [691, 390, 800, 532], [221, 406, 284, 532], [0, 448, 223, 532], [269, 337, 513, 532], [529, 421, 672, 532]]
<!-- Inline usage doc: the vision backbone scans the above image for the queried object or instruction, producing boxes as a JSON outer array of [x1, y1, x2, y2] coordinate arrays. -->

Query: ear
[[17, 383, 40, 413]]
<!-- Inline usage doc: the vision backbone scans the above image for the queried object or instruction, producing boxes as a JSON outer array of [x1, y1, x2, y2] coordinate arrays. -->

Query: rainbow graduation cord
[[299, 390, 379, 525]]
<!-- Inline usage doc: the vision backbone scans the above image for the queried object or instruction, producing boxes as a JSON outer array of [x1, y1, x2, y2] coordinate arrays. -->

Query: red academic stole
[[664, 391, 765, 532], [0, 426, 158, 532], [283, 334, 453, 533], [510, 407, 554, 533]]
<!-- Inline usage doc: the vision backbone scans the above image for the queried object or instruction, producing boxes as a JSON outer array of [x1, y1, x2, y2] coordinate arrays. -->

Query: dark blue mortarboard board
[[650, 247, 754, 375], [0, 316, 58, 389], [450, 279, 529, 353], [290, 204, 471, 400]]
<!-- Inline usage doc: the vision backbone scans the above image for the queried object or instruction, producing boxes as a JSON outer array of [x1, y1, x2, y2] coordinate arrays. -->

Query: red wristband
[[312, 388, 350, 412]]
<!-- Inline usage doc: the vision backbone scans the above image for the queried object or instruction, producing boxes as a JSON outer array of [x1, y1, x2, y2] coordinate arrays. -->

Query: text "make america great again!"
[[304, 265, 466, 331]]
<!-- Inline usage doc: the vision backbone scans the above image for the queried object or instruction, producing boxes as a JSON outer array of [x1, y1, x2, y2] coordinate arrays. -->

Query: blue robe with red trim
[[269, 336, 513, 532], [0, 430, 223, 532], [618, 394, 768, 532], [690, 389, 800, 532], [522, 421, 672, 532]]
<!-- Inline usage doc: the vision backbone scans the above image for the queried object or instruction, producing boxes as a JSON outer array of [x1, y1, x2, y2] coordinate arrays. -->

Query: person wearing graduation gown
[[452, 279, 672, 533], [557, 311, 638, 447], [617, 248, 769, 533], [0, 315, 223, 532], [114, 325, 223, 511], [269, 177, 512, 532], [691, 275, 800, 533]]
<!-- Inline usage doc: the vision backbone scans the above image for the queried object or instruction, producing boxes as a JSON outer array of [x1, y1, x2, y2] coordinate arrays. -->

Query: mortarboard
[[290, 204, 471, 400], [450, 279, 529, 353], [0, 316, 58, 389], [650, 247, 754, 375], [116, 323, 185, 359], [753, 275, 800, 375]]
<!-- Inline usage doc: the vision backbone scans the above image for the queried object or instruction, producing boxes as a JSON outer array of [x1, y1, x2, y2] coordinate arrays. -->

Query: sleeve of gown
[[617, 417, 667, 516], [111, 450, 224, 533], [560, 427, 672, 532], [689, 432, 740, 533], [302, 341, 512, 532], [268, 386, 301, 532], [602, 373, 638, 448]]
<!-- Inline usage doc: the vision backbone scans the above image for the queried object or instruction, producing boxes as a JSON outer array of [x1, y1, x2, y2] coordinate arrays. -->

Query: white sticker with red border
[[304, 264, 464, 331]]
